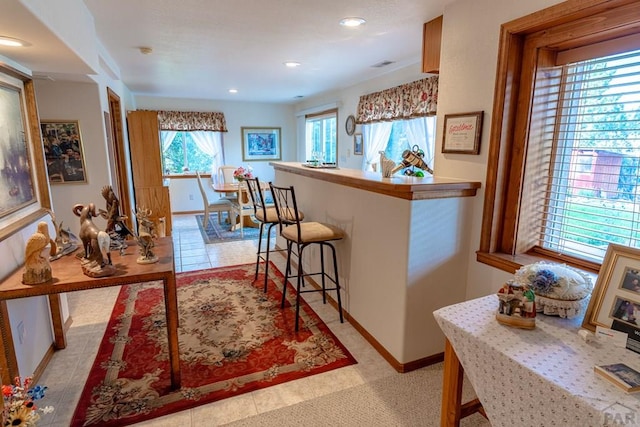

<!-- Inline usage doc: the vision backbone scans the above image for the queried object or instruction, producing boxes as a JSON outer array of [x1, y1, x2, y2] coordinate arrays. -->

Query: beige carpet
[[223, 363, 491, 427]]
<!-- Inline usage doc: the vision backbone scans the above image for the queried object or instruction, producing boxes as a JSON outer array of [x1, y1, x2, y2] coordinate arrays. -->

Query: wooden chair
[[195, 171, 232, 229], [269, 182, 343, 331], [217, 165, 238, 202]]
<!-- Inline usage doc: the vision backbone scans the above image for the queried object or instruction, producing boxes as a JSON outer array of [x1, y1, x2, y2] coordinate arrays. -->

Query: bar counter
[[271, 162, 481, 200], [271, 162, 482, 371]]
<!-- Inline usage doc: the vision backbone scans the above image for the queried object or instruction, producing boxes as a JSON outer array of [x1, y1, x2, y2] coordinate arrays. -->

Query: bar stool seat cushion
[[256, 207, 304, 224], [282, 222, 343, 244]]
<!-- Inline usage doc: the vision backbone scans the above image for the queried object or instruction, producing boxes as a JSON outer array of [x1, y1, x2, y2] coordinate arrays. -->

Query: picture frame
[[241, 127, 281, 161], [0, 64, 52, 241], [0, 81, 38, 218], [582, 244, 640, 332], [442, 111, 483, 154], [40, 120, 88, 183], [353, 133, 363, 155]]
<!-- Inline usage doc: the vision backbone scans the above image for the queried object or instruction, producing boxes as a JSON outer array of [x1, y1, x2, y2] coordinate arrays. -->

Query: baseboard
[[32, 344, 55, 384], [272, 244, 443, 373]]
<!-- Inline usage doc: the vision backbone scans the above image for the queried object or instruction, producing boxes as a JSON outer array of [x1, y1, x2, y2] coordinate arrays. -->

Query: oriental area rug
[[196, 213, 275, 244], [70, 263, 356, 427]]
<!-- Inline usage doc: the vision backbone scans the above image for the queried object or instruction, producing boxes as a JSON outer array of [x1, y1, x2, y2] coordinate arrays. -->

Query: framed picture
[[40, 120, 87, 183], [354, 133, 363, 155], [582, 244, 640, 332], [442, 111, 484, 154], [241, 127, 281, 161], [0, 81, 37, 218]]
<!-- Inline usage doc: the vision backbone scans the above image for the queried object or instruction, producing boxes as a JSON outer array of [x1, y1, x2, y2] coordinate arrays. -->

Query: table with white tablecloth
[[434, 295, 640, 427]]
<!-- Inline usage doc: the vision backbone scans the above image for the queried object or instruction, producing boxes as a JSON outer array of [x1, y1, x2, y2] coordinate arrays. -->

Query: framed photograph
[[582, 244, 640, 332], [241, 127, 281, 161], [40, 120, 87, 183], [354, 133, 363, 155], [0, 81, 37, 218], [442, 111, 484, 154]]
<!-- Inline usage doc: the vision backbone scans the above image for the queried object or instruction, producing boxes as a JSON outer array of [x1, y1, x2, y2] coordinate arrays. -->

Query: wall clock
[[345, 115, 356, 136]]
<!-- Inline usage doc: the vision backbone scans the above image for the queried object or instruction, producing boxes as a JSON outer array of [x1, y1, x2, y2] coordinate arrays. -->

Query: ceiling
[[0, 0, 448, 104]]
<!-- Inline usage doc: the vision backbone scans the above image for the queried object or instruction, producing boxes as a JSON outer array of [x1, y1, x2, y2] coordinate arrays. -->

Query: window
[[479, 0, 640, 273], [362, 116, 436, 172], [160, 130, 223, 175], [305, 110, 337, 163]]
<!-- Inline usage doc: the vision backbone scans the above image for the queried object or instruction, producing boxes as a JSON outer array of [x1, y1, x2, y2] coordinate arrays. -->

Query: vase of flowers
[[233, 166, 254, 182], [2, 376, 54, 426]]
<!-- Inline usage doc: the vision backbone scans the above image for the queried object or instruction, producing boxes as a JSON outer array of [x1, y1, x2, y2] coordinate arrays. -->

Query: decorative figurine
[[72, 203, 116, 277], [49, 216, 79, 261], [135, 207, 158, 264], [23, 221, 56, 284], [99, 185, 134, 254], [496, 280, 536, 329], [390, 145, 434, 176], [379, 151, 396, 178]]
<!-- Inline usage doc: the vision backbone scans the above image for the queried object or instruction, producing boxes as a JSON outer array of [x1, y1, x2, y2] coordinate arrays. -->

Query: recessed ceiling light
[[139, 47, 153, 55], [339, 17, 366, 27], [229, 89, 238, 94], [0, 36, 29, 47], [284, 61, 301, 68]]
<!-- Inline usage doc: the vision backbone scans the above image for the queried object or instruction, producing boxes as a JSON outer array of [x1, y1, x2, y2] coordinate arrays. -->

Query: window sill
[[476, 251, 600, 275]]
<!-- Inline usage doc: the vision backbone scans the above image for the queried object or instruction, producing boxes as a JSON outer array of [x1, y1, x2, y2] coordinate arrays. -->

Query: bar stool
[[269, 182, 344, 331], [244, 177, 279, 292]]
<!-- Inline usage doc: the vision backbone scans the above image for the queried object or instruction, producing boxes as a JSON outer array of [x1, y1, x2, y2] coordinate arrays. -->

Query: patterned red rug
[[70, 263, 356, 426]]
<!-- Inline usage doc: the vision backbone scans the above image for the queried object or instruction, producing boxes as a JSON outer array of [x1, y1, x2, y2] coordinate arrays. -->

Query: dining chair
[[269, 182, 344, 331], [217, 165, 238, 202], [195, 171, 232, 229]]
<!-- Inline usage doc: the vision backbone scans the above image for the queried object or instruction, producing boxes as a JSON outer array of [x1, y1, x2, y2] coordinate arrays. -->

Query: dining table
[[211, 181, 271, 230]]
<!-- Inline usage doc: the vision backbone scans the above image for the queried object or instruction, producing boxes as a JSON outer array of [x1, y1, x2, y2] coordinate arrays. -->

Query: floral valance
[[157, 110, 228, 132], [356, 76, 438, 124]]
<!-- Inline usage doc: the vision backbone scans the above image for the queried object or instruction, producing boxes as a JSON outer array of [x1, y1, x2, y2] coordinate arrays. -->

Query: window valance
[[356, 76, 438, 124], [157, 110, 228, 132]]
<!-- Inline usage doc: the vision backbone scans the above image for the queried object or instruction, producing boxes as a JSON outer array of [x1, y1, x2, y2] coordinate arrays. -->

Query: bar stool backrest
[[245, 177, 267, 218], [269, 183, 304, 238]]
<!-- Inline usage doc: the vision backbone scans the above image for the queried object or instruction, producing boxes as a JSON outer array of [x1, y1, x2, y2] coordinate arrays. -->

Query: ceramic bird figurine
[[23, 221, 56, 284]]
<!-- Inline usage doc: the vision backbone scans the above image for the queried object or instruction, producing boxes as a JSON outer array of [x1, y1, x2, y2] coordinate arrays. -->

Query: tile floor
[[38, 214, 398, 426]]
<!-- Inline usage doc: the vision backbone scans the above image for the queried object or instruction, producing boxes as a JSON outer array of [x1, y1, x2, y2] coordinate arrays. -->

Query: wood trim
[[47, 294, 66, 349], [0, 301, 19, 383], [422, 15, 443, 74], [31, 344, 55, 385], [272, 162, 481, 201], [107, 88, 134, 233], [479, 0, 640, 273], [440, 339, 465, 426]]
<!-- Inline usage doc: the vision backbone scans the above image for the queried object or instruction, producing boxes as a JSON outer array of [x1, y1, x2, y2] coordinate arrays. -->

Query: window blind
[[527, 48, 640, 263]]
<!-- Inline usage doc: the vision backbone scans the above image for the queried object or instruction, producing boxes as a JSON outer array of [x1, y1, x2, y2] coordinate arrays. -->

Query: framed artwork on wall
[[354, 133, 363, 155], [0, 81, 37, 218], [0, 63, 52, 241], [442, 111, 484, 154], [241, 127, 281, 161], [40, 120, 88, 183]]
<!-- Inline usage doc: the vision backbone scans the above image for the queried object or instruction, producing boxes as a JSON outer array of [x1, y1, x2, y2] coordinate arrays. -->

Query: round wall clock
[[345, 115, 356, 136]]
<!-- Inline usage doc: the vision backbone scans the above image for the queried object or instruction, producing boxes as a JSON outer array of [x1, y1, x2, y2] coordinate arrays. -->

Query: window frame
[[478, 0, 640, 274], [304, 108, 337, 163]]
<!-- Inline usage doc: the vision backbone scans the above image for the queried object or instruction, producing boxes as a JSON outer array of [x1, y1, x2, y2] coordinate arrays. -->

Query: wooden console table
[[0, 237, 181, 389], [434, 295, 640, 426]]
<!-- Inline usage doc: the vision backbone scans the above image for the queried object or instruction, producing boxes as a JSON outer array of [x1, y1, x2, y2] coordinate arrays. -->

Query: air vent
[[371, 60, 395, 68]]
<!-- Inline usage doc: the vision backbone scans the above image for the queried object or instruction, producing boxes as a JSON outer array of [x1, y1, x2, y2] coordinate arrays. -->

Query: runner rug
[[70, 263, 356, 426]]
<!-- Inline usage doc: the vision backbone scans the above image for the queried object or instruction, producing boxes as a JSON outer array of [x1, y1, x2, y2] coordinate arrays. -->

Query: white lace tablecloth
[[434, 295, 640, 427]]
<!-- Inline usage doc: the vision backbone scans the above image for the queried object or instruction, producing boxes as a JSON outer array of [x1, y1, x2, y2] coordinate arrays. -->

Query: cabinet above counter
[[270, 162, 481, 201]]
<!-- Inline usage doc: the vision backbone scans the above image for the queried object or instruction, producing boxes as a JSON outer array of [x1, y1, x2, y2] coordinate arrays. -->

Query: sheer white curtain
[[404, 116, 436, 171], [361, 122, 393, 171], [191, 131, 224, 177]]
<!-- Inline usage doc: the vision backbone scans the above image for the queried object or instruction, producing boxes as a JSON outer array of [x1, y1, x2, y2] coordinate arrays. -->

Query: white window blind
[[525, 48, 640, 263]]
